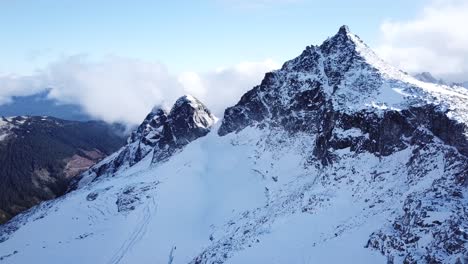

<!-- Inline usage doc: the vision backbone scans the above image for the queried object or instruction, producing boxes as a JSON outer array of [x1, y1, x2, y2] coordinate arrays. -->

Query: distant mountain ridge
[[0, 116, 125, 224], [0, 90, 92, 122], [414, 72, 468, 88], [0, 26, 467, 264]]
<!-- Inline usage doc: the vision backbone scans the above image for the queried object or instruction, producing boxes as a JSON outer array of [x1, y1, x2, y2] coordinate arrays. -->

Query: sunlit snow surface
[[347, 30, 468, 126], [1, 118, 463, 263], [1, 27, 468, 263]]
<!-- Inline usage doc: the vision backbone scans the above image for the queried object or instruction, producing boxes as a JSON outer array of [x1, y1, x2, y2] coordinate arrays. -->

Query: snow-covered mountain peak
[[338, 24, 350, 34], [322, 24, 357, 48], [172, 94, 200, 109], [1, 27, 467, 264], [75, 95, 216, 186], [321, 25, 402, 77], [150, 105, 167, 115], [169, 94, 216, 131], [219, 25, 468, 137]]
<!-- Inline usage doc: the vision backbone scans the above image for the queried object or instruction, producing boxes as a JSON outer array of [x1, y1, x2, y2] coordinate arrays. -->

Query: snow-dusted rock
[[76, 95, 216, 187], [1, 26, 467, 264]]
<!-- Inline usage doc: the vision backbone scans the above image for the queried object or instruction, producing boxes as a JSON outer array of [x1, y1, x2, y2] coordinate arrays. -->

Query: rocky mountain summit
[[0, 26, 466, 264], [215, 25, 468, 263], [76, 95, 216, 187]]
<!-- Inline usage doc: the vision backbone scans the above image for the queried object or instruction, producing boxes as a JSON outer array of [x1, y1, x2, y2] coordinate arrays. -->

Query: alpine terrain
[[0, 116, 125, 224], [414, 72, 468, 90], [0, 26, 467, 264]]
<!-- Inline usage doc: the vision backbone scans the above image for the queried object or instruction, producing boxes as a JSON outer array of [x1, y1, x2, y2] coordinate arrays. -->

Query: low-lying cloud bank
[[377, 0, 468, 82], [0, 56, 279, 125], [5, 0, 467, 125]]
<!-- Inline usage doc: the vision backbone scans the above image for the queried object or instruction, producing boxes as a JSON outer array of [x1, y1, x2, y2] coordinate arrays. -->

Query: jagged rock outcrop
[[215, 25, 468, 262], [113, 107, 168, 169], [151, 95, 216, 163], [78, 95, 215, 186], [219, 25, 468, 162], [1, 26, 467, 264]]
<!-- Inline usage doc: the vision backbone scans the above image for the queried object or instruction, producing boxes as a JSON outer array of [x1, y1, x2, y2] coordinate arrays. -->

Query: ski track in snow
[[1, 26, 467, 264], [107, 197, 157, 264]]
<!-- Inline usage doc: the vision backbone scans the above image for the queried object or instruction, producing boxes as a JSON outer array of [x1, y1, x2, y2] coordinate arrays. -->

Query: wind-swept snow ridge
[[1, 26, 467, 264]]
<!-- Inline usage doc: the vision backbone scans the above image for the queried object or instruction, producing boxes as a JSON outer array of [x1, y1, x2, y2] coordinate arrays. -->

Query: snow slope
[[0, 26, 467, 264], [0, 117, 19, 142]]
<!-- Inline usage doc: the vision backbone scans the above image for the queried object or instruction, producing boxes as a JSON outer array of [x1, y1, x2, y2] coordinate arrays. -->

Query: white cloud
[[0, 74, 46, 104], [0, 56, 279, 125], [180, 59, 280, 115], [43, 55, 186, 125], [376, 0, 468, 81]]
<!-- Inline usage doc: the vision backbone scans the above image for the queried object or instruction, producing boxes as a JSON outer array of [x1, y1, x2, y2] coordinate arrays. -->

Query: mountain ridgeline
[[75, 95, 216, 187], [219, 26, 468, 161], [0, 26, 467, 264], [0, 90, 93, 121], [0, 116, 125, 224]]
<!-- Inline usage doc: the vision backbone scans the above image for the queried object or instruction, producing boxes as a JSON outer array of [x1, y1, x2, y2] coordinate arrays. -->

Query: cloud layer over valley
[[0, 56, 279, 125]]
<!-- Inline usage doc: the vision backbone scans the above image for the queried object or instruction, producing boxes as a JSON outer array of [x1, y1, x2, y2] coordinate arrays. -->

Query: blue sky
[[1, 0, 427, 74], [1, 0, 467, 125]]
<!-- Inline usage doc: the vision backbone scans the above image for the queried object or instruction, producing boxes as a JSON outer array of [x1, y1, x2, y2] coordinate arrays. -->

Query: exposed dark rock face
[[130, 108, 168, 147], [1, 26, 467, 264], [114, 107, 168, 169], [169, 95, 215, 145], [152, 95, 215, 163], [366, 145, 468, 263], [218, 25, 381, 137], [312, 105, 468, 166], [217, 26, 468, 263], [0, 116, 125, 224], [218, 26, 468, 163], [81, 95, 215, 183]]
